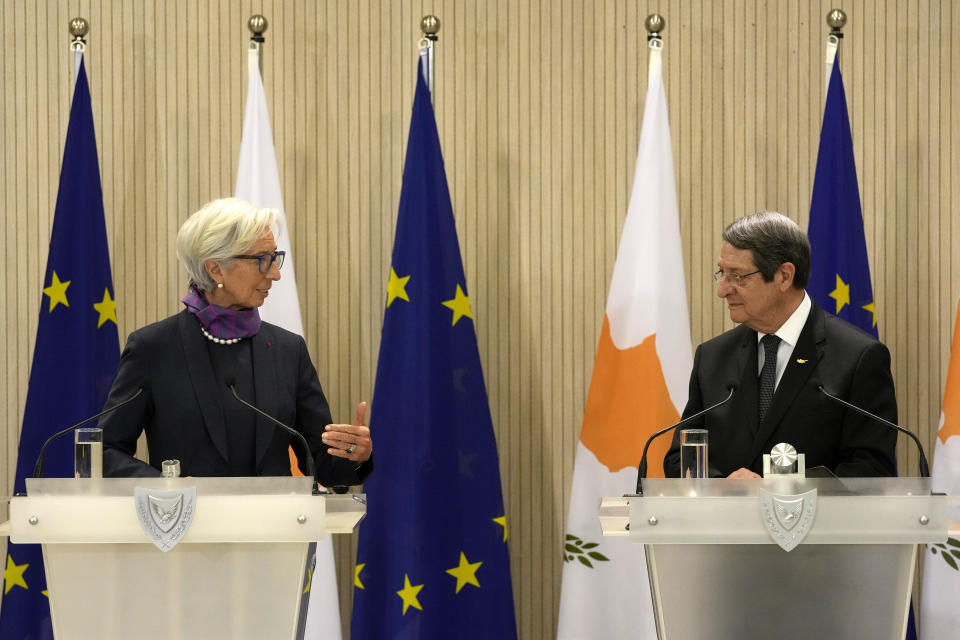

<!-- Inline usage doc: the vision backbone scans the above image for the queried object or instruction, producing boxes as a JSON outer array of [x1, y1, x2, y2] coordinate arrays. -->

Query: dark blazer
[[664, 301, 897, 477], [101, 310, 371, 485]]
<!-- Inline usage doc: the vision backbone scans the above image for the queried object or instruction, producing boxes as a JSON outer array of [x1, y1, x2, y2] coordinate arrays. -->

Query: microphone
[[817, 385, 929, 478], [33, 385, 147, 478], [224, 376, 319, 491], [635, 385, 737, 496]]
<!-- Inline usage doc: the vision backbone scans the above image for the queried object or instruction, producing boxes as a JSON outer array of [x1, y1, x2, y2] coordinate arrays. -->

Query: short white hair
[[176, 198, 280, 293]]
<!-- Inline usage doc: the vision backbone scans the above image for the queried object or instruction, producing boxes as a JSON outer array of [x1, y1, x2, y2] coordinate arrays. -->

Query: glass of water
[[75, 427, 103, 479], [680, 428, 708, 479]]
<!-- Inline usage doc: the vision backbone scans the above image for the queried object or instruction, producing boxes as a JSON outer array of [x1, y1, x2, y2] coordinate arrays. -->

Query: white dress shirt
[[757, 292, 812, 390]]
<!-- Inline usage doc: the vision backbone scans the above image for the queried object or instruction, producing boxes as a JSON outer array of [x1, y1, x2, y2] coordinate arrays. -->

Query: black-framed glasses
[[713, 268, 761, 287], [231, 250, 285, 274]]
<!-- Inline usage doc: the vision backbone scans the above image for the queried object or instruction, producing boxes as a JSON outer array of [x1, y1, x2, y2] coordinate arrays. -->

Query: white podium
[[601, 477, 955, 640], [1, 477, 365, 640]]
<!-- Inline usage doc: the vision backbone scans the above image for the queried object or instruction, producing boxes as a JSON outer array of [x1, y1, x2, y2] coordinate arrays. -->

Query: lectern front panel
[[43, 542, 307, 640], [647, 542, 914, 640], [603, 479, 940, 640], [3, 478, 366, 640]]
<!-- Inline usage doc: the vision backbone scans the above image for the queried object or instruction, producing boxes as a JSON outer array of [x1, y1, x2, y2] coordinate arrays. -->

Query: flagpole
[[237, 15, 342, 640], [419, 15, 440, 98], [248, 14, 267, 76], [645, 13, 665, 83], [824, 9, 846, 94], [559, 10, 689, 638], [1, 25, 121, 637], [69, 17, 88, 89]]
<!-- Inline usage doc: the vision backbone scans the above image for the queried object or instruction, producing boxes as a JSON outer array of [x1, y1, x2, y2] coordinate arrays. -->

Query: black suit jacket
[[101, 310, 371, 485], [664, 301, 897, 477]]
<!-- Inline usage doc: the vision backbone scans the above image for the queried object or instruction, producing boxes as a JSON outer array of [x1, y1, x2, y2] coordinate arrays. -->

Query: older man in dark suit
[[664, 211, 897, 478]]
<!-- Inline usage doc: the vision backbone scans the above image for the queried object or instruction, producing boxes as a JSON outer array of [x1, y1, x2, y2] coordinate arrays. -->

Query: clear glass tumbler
[[75, 427, 103, 479], [679, 428, 708, 479]]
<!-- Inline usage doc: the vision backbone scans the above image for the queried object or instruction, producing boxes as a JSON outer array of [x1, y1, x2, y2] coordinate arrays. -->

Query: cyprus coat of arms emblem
[[134, 487, 197, 552], [758, 488, 817, 552]]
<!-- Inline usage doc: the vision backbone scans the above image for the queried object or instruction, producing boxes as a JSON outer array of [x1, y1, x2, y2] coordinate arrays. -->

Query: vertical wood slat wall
[[1, 1, 957, 637]]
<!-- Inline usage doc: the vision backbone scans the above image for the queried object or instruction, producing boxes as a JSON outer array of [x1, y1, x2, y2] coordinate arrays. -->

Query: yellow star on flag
[[354, 563, 366, 589], [4, 555, 29, 594], [386, 268, 411, 307], [493, 515, 508, 541], [828, 274, 850, 313], [862, 301, 877, 328], [93, 288, 118, 328], [42, 271, 71, 312], [441, 284, 473, 326], [396, 574, 424, 615], [446, 552, 482, 593]]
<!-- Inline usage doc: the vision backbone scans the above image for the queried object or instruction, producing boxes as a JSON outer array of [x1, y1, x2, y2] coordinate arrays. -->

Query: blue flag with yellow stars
[[808, 58, 919, 640], [0, 56, 119, 639], [350, 60, 517, 639], [807, 59, 878, 337]]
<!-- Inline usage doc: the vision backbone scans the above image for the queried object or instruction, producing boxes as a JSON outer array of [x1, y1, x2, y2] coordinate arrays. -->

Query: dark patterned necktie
[[758, 334, 781, 424]]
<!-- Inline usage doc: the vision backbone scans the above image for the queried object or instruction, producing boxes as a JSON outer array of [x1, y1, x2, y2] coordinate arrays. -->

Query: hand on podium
[[728, 467, 761, 479]]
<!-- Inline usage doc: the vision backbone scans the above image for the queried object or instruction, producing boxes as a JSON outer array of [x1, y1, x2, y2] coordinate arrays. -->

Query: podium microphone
[[224, 376, 319, 492], [32, 385, 147, 478], [635, 385, 737, 496], [817, 385, 929, 477]]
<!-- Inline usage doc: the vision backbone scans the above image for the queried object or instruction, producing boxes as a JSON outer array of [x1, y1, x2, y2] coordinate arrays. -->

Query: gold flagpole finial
[[645, 14, 664, 49], [421, 15, 440, 41], [69, 17, 88, 51], [645, 14, 665, 37], [826, 9, 847, 37], [248, 15, 268, 42]]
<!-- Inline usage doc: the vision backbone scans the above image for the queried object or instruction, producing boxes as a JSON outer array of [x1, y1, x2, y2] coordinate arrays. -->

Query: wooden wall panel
[[2, 1, 958, 638]]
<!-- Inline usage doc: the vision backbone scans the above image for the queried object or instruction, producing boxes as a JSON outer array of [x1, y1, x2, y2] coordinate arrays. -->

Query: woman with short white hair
[[100, 197, 373, 483]]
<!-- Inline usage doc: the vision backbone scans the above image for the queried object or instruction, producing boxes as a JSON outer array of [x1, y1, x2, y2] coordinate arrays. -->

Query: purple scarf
[[181, 284, 261, 340]]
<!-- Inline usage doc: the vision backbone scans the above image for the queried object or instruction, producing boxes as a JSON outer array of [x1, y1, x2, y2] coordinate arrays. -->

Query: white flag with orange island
[[235, 51, 340, 640], [920, 295, 960, 640], [557, 42, 692, 639]]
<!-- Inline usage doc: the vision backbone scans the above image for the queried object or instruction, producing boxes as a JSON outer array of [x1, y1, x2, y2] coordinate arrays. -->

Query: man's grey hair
[[722, 211, 810, 289], [176, 197, 280, 293]]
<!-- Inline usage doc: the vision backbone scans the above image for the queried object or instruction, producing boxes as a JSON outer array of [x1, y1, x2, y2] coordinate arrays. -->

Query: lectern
[[1, 477, 365, 640], [601, 477, 954, 640]]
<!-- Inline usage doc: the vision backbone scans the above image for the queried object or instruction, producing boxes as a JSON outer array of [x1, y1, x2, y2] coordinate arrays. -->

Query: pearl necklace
[[200, 326, 242, 345]]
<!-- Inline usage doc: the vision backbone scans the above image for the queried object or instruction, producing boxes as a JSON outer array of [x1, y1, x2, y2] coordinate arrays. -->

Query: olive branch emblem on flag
[[929, 538, 960, 571], [564, 534, 610, 568]]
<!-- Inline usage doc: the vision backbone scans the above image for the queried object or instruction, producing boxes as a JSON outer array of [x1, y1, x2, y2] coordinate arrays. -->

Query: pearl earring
[[217, 282, 224, 289]]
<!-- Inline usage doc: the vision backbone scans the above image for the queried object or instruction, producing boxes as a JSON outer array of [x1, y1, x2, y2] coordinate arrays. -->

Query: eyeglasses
[[231, 250, 285, 274], [713, 269, 761, 287]]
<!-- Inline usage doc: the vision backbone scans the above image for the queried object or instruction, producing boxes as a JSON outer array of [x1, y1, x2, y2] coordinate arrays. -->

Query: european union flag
[[350, 61, 517, 639], [807, 59, 878, 337], [807, 57, 919, 640], [0, 57, 119, 639]]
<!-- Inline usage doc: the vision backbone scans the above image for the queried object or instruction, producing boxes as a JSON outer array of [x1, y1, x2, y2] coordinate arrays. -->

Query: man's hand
[[727, 467, 761, 479]]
